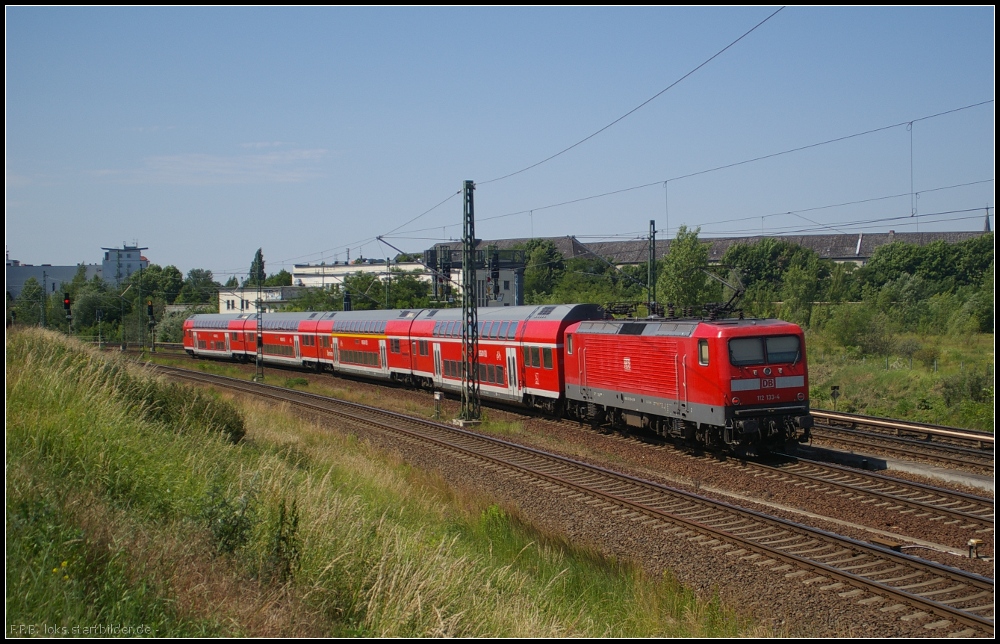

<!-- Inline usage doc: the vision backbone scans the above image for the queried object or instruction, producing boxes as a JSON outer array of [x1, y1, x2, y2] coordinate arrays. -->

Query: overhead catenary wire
[[217, 95, 991, 280], [378, 100, 993, 245], [707, 207, 993, 238], [479, 7, 786, 186], [382, 177, 994, 245]]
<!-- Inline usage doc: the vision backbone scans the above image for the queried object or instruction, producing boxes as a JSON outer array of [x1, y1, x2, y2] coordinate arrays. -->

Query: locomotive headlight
[[796, 393, 805, 401], [732, 396, 741, 405]]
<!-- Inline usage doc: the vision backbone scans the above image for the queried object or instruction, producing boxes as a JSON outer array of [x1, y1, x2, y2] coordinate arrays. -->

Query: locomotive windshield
[[728, 335, 800, 366]]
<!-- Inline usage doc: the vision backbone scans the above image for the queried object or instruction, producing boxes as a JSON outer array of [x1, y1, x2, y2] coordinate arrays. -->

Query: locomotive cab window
[[766, 335, 801, 364], [729, 335, 800, 366], [698, 339, 709, 366]]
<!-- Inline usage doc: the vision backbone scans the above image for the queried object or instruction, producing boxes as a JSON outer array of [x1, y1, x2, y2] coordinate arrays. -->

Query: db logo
[[762, 378, 776, 388]]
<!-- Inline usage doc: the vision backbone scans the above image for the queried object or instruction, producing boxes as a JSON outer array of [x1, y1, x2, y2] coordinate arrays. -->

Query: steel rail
[[813, 409, 994, 449], [810, 424, 994, 470], [759, 455, 994, 528]]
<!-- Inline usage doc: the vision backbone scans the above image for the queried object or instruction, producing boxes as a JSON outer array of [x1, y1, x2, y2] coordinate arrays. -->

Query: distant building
[[102, 244, 149, 286], [5, 250, 101, 300], [438, 231, 989, 269], [292, 260, 429, 289], [217, 286, 304, 314]]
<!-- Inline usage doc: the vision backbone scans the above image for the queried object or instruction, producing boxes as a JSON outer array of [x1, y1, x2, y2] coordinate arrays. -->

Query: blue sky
[[6, 7, 994, 282]]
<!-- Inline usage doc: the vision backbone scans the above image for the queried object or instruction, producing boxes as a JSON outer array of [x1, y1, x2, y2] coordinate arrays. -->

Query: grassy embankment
[[806, 332, 994, 431], [7, 328, 771, 637]]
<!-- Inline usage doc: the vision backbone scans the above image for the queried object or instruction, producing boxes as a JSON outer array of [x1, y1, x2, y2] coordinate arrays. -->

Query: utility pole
[[385, 257, 391, 308], [147, 298, 156, 353], [648, 219, 657, 316], [40, 271, 47, 328], [460, 180, 481, 422], [251, 248, 265, 382], [137, 264, 144, 355]]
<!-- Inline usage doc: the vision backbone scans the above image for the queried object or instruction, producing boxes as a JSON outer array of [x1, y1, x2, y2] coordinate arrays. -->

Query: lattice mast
[[251, 248, 265, 382], [460, 180, 481, 421]]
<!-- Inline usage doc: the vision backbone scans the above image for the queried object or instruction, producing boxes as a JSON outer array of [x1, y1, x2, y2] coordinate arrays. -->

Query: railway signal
[[490, 250, 500, 299]]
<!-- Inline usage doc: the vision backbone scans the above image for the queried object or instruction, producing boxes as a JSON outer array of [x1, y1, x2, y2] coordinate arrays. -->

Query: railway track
[[155, 365, 994, 636], [755, 455, 994, 533], [149, 349, 994, 469], [812, 410, 994, 451], [536, 417, 994, 569], [535, 412, 995, 539], [809, 423, 994, 471]]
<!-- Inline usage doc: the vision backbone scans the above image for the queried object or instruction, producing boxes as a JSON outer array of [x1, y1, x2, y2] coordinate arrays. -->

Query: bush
[[857, 314, 896, 357], [202, 482, 259, 555], [267, 498, 301, 583], [913, 346, 940, 369], [940, 371, 992, 407]]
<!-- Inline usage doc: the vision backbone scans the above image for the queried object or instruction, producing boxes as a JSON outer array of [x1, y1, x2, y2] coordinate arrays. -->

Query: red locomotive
[[183, 304, 812, 450], [562, 316, 812, 449]]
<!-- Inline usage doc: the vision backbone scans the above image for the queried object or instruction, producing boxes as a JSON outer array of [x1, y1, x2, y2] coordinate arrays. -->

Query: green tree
[[522, 240, 565, 302], [861, 241, 922, 288], [386, 270, 431, 309], [954, 233, 994, 287], [779, 264, 819, 325], [341, 272, 382, 310], [121, 264, 167, 311], [13, 278, 45, 326], [264, 269, 293, 287], [72, 290, 123, 329], [657, 225, 710, 308], [250, 248, 266, 286], [175, 269, 220, 305], [542, 255, 647, 307], [66, 264, 92, 294], [739, 281, 778, 319], [157, 305, 214, 342], [824, 262, 858, 303], [287, 286, 344, 312], [159, 265, 185, 304]]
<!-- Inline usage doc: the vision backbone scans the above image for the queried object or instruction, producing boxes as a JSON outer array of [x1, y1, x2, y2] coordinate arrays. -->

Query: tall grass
[[7, 329, 771, 637]]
